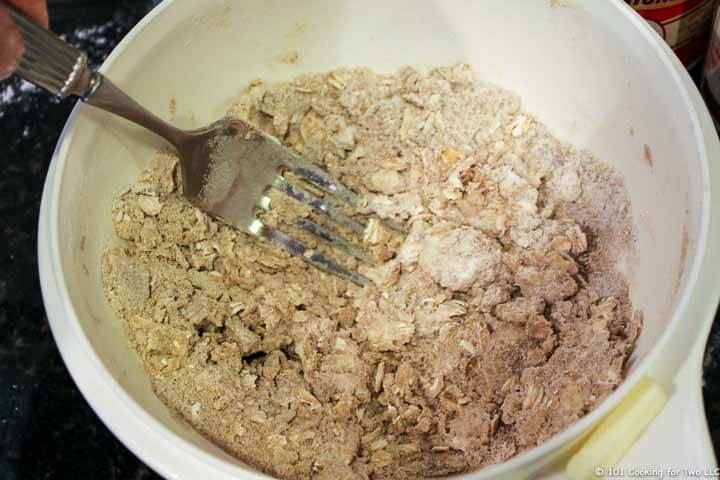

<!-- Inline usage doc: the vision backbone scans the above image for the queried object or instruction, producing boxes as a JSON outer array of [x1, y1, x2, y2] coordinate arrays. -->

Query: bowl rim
[[38, 0, 715, 478]]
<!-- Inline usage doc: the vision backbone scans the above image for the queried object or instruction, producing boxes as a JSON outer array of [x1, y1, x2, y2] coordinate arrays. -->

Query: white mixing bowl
[[38, 0, 720, 478]]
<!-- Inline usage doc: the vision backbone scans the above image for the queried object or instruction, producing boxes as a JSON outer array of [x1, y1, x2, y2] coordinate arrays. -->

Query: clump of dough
[[419, 227, 502, 291]]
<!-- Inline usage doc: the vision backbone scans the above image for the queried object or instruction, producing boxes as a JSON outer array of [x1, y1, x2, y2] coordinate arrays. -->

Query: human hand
[[0, 0, 48, 80]]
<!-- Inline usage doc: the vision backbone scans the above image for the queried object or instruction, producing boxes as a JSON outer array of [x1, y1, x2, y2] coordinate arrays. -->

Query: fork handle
[[4, 2, 188, 147], [5, 1, 90, 97]]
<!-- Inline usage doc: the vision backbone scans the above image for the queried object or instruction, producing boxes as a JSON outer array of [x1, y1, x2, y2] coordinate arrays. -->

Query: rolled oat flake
[[627, 0, 719, 68]]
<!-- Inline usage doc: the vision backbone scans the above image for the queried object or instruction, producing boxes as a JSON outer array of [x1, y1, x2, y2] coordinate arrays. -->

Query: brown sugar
[[102, 64, 640, 479]]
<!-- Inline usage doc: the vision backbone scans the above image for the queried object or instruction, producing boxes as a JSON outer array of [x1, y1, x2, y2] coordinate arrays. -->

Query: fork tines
[[252, 154, 374, 287], [262, 225, 371, 287]]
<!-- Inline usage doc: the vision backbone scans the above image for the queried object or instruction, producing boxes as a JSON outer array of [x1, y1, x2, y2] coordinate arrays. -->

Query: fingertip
[[4, 1, 48, 28], [0, 21, 24, 80], [33, 2, 49, 28]]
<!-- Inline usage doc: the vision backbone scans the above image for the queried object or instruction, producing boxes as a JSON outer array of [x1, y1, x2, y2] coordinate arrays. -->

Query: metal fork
[[6, 3, 373, 285]]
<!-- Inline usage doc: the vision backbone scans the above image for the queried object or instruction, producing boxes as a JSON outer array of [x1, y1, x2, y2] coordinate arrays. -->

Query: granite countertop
[[1, 2, 720, 479], [0, 3, 161, 479]]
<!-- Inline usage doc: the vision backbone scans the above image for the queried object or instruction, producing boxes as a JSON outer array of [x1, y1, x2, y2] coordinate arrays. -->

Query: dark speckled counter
[[0, 2, 162, 478], [1, 1, 719, 479]]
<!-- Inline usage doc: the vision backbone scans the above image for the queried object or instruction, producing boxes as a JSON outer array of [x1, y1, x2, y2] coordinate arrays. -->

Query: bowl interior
[[50, 0, 706, 477]]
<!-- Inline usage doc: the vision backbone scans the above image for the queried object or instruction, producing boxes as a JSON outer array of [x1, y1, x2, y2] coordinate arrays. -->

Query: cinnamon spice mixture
[[102, 65, 640, 479]]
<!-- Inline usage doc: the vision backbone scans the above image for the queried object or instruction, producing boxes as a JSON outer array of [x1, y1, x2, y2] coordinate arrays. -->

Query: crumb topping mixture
[[102, 65, 640, 480]]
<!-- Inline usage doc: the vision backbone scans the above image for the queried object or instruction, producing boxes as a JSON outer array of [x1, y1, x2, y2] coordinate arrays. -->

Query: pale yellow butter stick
[[566, 377, 668, 480]]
